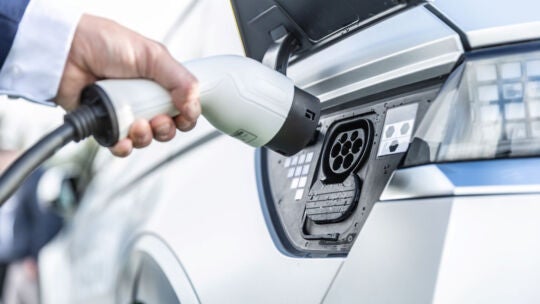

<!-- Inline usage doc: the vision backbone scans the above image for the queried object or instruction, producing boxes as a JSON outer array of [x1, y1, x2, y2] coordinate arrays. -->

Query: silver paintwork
[[432, 194, 540, 304], [323, 198, 453, 303], [117, 234, 200, 303], [432, 0, 540, 48], [287, 6, 463, 105], [324, 194, 540, 304]]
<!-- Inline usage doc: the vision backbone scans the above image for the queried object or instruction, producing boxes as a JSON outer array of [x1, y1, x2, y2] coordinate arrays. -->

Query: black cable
[[0, 123, 76, 204], [0, 85, 120, 206]]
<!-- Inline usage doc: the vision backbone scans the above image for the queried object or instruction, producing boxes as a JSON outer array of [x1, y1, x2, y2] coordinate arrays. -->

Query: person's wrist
[[0, 0, 82, 104], [55, 13, 200, 157]]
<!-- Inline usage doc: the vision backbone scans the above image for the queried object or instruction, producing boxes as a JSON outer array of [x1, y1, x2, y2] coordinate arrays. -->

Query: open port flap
[[230, 0, 418, 62]]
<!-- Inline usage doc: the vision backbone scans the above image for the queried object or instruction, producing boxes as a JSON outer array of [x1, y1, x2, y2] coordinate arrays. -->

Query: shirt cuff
[[0, 0, 82, 104]]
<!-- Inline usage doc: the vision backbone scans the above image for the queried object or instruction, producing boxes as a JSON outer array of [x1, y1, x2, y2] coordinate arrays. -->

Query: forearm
[[0, 0, 81, 104], [0, 2, 199, 157]]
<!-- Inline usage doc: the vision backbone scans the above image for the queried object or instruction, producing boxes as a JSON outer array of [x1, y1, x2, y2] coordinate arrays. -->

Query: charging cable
[[0, 85, 117, 204]]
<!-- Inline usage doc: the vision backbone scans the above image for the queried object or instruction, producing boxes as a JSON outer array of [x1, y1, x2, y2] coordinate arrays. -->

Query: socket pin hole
[[333, 156, 343, 171], [352, 138, 363, 153], [351, 131, 359, 140], [339, 133, 348, 143], [331, 143, 341, 157], [341, 141, 352, 155], [343, 154, 354, 168]]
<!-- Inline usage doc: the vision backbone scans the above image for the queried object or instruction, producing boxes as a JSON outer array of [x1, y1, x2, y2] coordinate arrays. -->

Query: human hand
[[55, 14, 200, 157]]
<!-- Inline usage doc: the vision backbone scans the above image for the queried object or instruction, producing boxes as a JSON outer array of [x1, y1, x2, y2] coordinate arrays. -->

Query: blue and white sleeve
[[0, 0, 81, 105]]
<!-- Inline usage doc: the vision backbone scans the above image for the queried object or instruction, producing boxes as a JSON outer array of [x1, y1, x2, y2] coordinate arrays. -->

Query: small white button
[[306, 152, 314, 162], [284, 158, 291, 168], [294, 166, 302, 177], [291, 156, 299, 166], [477, 85, 499, 102], [294, 189, 304, 200], [291, 178, 299, 189], [476, 64, 497, 82], [500, 62, 522, 79], [298, 154, 306, 164], [301, 165, 310, 175], [299, 176, 307, 188]]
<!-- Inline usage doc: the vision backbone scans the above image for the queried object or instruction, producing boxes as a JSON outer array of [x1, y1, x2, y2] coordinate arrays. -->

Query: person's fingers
[[139, 42, 196, 91], [109, 138, 133, 157], [174, 115, 197, 132], [57, 14, 203, 158], [171, 81, 200, 126], [150, 115, 176, 142], [172, 89, 201, 131], [139, 42, 201, 128], [129, 119, 153, 148]]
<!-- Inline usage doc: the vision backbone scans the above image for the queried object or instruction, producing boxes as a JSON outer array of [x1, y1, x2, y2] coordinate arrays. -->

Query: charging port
[[321, 117, 373, 183]]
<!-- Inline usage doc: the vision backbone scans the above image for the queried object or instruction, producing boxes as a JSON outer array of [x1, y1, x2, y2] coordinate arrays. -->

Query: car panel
[[432, 0, 540, 48], [325, 193, 540, 303], [287, 6, 463, 105], [116, 234, 200, 304], [323, 197, 452, 303]]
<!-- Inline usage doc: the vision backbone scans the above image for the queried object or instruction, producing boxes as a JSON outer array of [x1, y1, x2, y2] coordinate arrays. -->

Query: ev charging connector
[[0, 55, 320, 204]]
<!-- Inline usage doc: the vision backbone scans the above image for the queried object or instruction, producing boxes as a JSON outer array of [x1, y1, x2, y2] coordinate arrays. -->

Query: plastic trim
[[424, 4, 471, 50], [254, 148, 307, 257]]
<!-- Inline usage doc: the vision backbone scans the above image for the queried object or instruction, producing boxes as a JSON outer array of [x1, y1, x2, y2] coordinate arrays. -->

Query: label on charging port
[[378, 103, 418, 157], [232, 129, 257, 144]]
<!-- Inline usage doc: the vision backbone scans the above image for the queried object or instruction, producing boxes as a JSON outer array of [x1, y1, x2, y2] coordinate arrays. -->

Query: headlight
[[405, 44, 540, 166]]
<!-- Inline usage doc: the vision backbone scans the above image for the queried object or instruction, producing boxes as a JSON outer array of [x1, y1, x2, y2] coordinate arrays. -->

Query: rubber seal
[[79, 84, 120, 147]]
